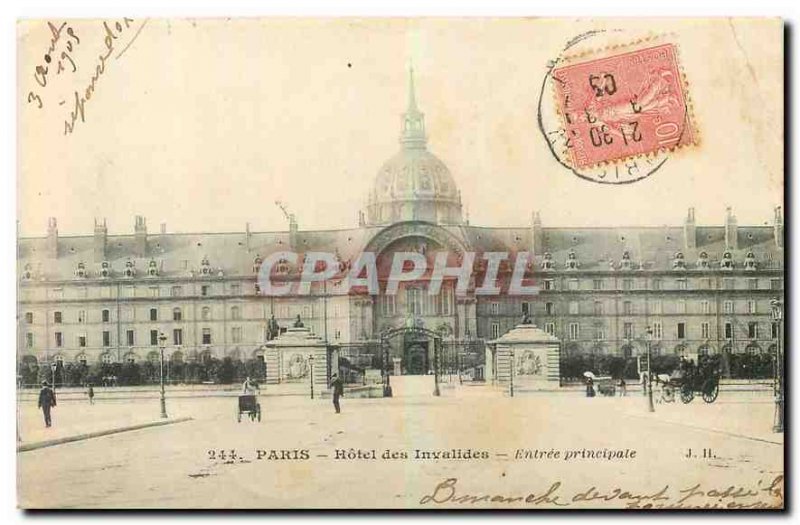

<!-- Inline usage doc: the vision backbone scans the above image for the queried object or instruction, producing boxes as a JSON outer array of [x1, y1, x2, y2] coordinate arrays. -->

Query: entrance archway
[[380, 325, 443, 397]]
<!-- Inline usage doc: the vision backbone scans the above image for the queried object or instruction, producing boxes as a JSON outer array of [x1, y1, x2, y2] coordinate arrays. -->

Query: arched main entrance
[[380, 325, 443, 397]]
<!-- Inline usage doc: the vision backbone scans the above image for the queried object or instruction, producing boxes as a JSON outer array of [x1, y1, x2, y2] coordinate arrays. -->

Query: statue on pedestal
[[521, 312, 533, 325], [267, 315, 280, 340], [293, 314, 305, 328]]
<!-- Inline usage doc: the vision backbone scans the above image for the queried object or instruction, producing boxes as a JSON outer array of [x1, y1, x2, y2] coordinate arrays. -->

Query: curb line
[[17, 417, 193, 453]]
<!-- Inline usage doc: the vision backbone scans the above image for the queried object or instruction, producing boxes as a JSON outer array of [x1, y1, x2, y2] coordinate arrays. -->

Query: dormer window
[[22, 263, 32, 281], [744, 251, 757, 271], [75, 262, 87, 278], [275, 258, 290, 275], [696, 251, 710, 269], [720, 250, 734, 270], [541, 252, 554, 271], [124, 260, 136, 278], [200, 256, 212, 276], [147, 259, 159, 277], [100, 261, 111, 279], [253, 255, 263, 275], [672, 252, 686, 270], [620, 251, 634, 271], [565, 250, 579, 270]]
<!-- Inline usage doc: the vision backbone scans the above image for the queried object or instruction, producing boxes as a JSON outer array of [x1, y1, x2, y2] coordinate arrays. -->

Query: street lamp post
[[645, 326, 655, 413], [158, 332, 168, 419], [509, 348, 515, 398], [770, 299, 784, 433], [308, 353, 315, 400], [433, 341, 441, 397], [50, 362, 57, 390]]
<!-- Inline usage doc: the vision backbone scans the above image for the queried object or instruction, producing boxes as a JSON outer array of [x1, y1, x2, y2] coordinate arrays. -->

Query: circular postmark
[[537, 30, 696, 185]]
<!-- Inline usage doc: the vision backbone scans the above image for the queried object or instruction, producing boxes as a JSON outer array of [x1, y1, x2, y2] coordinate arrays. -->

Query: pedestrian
[[331, 373, 344, 414], [242, 376, 259, 394], [618, 378, 627, 397], [87, 383, 95, 405], [37, 380, 57, 428], [585, 376, 595, 398]]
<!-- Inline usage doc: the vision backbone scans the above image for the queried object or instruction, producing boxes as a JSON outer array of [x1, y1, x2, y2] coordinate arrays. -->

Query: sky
[[17, 17, 783, 237]]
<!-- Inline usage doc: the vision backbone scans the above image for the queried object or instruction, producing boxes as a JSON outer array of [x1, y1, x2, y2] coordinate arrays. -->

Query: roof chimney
[[532, 211, 543, 255], [774, 205, 783, 249], [93, 218, 107, 262], [683, 207, 696, 250], [46, 217, 58, 258], [724, 207, 738, 250], [134, 216, 147, 257]]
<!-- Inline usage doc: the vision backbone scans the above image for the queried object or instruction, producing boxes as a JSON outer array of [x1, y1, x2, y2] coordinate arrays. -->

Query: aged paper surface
[[16, 17, 783, 509]]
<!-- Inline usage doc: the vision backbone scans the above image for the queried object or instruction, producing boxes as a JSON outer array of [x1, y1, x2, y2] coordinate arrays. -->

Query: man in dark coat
[[38, 381, 57, 427], [331, 373, 344, 414]]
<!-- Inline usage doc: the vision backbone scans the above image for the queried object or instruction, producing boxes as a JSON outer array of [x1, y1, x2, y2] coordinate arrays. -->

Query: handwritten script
[[419, 475, 784, 509]]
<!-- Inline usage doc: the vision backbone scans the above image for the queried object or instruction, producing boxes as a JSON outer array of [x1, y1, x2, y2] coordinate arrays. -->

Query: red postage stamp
[[552, 43, 696, 169]]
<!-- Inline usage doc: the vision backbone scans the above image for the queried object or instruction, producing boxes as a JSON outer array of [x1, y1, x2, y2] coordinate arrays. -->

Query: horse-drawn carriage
[[237, 394, 262, 422], [655, 360, 720, 404]]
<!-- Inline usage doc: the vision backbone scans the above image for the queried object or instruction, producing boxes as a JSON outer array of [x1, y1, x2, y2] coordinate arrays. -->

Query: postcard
[[16, 17, 784, 509]]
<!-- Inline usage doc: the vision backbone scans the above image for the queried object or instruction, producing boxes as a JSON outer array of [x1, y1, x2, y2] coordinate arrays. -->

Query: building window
[[149, 286, 160, 298], [623, 322, 633, 339], [653, 322, 663, 340], [651, 300, 662, 315], [231, 306, 241, 320], [724, 300, 734, 314], [770, 279, 783, 290], [677, 322, 686, 340], [78, 335, 87, 348], [302, 305, 313, 319], [725, 322, 733, 339], [380, 295, 396, 316], [747, 300, 757, 314], [173, 307, 182, 321], [55, 332, 63, 347], [593, 301, 603, 316], [544, 323, 555, 336], [677, 300, 687, 315], [173, 328, 183, 345], [772, 322, 779, 339], [568, 302, 579, 315], [126, 329, 135, 346], [747, 278, 758, 290], [150, 330, 159, 346], [26, 332, 34, 348], [231, 283, 242, 295], [543, 279, 555, 291], [102, 309, 110, 323], [201, 307, 211, 321], [569, 323, 580, 340], [171, 285, 183, 297], [77, 310, 86, 323], [723, 278, 735, 290], [545, 302, 555, 315], [54, 311, 62, 324], [491, 323, 500, 339], [652, 278, 662, 290], [490, 302, 500, 315], [149, 308, 158, 321], [701, 322, 710, 339], [623, 301, 633, 315], [201, 285, 210, 297], [595, 326, 605, 340], [676, 279, 688, 290], [568, 279, 579, 291], [101, 353, 113, 364], [592, 279, 604, 291], [701, 300, 710, 315], [748, 322, 758, 339], [231, 326, 242, 344], [103, 331, 110, 347], [622, 279, 633, 291], [202, 328, 212, 345]]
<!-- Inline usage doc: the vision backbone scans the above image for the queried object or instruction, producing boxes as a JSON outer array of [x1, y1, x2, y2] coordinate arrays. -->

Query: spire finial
[[400, 64, 427, 149]]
